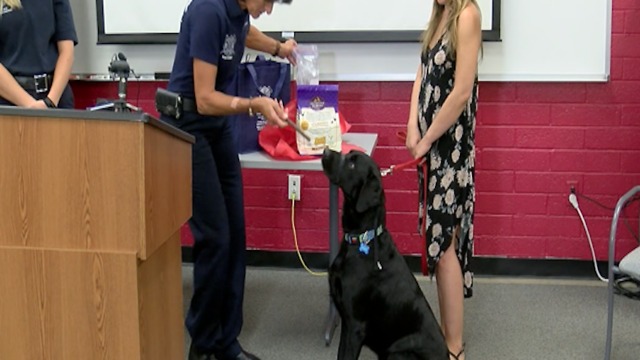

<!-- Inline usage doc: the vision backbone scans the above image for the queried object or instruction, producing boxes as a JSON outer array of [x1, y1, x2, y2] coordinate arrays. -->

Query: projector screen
[[96, 0, 500, 44]]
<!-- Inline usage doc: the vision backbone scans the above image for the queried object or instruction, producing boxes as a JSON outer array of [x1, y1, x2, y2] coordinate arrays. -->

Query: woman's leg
[[435, 228, 465, 359]]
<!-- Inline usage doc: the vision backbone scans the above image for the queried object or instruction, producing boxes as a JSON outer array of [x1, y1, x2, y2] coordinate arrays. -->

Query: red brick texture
[[70, 0, 640, 261]]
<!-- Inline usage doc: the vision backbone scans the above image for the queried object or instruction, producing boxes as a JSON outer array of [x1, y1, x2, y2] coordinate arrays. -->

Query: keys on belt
[[14, 74, 53, 94]]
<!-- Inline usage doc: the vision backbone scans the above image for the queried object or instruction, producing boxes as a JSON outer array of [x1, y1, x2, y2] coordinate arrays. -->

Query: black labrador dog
[[322, 148, 448, 360]]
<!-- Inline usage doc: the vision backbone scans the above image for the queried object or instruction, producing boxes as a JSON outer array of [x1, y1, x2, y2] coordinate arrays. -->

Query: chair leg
[[605, 214, 616, 360], [604, 279, 614, 360], [605, 185, 640, 360]]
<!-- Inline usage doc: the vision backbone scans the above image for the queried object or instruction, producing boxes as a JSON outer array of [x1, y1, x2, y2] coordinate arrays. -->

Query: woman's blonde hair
[[0, 0, 22, 12], [421, 0, 481, 58]]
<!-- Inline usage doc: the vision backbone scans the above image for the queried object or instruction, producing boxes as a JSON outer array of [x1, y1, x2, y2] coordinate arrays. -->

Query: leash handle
[[379, 130, 424, 177], [381, 157, 425, 177]]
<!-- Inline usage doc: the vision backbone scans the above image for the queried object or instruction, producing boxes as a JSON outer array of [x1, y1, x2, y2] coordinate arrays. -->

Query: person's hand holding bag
[[277, 38, 298, 65]]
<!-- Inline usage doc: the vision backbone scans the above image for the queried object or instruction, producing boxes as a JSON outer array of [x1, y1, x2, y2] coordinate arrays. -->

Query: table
[[239, 133, 378, 345]]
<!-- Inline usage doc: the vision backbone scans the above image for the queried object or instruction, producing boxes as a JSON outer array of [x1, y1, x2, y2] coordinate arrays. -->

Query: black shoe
[[234, 349, 260, 360], [216, 349, 261, 360], [189, 343, 213, 360]]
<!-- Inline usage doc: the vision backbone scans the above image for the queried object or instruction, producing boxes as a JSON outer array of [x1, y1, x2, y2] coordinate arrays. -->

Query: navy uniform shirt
[[168, 0, 249, 100], [0, 0, 78, 76]]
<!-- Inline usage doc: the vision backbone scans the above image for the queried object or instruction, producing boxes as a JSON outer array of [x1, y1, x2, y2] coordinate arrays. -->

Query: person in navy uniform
[[0, 0, 77, 109], [161, 1, 296, 359]]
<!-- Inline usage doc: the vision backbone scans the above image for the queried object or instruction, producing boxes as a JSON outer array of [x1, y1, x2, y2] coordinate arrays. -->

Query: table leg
[[324, 182, 340, 346]]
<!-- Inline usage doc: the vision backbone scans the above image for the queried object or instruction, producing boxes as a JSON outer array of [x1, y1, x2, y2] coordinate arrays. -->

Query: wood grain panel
[[0, 246, 141, 359], [141, 125, 192, 259], [137, 233, 184, 359], [0, 115, 145, 252], [0, 113, 189, 359]]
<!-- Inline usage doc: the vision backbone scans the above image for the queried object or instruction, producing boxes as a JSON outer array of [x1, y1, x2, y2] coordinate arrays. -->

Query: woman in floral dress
[[404, 1, 481, 359]]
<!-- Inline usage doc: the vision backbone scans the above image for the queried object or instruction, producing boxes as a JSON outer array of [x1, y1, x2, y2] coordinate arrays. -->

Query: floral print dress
[[417, 35, 477, 298]]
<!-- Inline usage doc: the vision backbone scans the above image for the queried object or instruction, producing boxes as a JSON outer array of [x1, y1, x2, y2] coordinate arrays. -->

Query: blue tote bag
[[232, 56, 291, 154]]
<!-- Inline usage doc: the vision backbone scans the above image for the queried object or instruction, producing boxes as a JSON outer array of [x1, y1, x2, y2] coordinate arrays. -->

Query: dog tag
[[359, 242, 370, 255]]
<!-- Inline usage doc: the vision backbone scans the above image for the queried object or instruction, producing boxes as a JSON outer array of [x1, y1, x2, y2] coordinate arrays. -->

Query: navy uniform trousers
[[162, 112, 246, 359]]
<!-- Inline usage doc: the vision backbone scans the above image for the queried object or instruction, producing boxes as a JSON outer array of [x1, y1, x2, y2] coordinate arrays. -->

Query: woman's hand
[[253, 97, 288, 127], [27, 99, 48, 109], [278, 39, 298, 65], [405, 124, 421, 153], [411, 138, 432, 160]]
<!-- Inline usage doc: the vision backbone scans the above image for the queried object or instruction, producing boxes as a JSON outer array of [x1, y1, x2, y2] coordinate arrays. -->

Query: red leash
[[380, 157, 425, 177], [380, 130, 427, 177], [384, 131, 430, 275], [379, 156, 430, 275]]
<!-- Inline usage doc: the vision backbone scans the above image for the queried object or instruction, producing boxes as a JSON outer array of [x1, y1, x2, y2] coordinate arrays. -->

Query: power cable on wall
[[290, 198, 327, 277]]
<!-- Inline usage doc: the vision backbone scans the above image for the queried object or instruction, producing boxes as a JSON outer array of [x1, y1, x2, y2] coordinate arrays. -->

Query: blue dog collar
[[344, 225, 384, 255]]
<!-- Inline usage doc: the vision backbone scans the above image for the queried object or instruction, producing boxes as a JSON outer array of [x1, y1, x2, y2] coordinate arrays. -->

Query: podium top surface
[[0, 106, 194, 144]]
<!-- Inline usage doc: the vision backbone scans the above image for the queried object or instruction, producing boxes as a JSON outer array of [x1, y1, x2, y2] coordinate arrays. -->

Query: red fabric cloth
[[258, 100, 364, 160]]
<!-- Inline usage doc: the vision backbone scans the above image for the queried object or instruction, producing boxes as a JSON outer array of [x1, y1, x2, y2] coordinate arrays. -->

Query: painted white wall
[[72, 0, 611, 82]]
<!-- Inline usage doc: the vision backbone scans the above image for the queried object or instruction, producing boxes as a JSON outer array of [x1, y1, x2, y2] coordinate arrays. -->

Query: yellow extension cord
[[291, 198, 327, 277]]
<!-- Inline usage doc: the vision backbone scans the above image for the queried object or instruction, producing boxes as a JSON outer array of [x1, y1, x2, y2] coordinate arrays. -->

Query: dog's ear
[[355, 171, 382, 213]]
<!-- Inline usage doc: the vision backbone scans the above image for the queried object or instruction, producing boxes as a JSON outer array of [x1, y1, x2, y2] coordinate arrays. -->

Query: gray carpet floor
[[181, 265, 640, 360]]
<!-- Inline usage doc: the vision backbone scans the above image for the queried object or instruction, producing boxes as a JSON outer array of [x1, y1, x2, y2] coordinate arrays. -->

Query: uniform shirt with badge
[[168, 0, 249, 101], [0, 0, 77, 76]]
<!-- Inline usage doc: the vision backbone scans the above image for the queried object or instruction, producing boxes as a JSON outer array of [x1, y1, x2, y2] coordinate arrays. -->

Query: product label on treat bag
[[297, 107, 340, 154], [296, 85, 341, 155]]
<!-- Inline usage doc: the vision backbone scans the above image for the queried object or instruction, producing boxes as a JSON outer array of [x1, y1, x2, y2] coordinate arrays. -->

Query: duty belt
[[14, 74, 53, 94], [182, 97, 197, 113]]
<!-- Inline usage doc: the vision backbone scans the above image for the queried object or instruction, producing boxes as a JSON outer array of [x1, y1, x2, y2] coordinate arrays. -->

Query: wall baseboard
[[181, 247, 609, 278]]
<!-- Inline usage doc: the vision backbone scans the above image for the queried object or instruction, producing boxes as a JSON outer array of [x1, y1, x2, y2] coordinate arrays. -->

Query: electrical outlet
[[288, 174, 301, 201], [567, 180, 579, 194]]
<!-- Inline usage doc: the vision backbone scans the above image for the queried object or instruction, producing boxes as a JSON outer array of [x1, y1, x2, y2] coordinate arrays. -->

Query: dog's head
[[321, 148, 384, 214]]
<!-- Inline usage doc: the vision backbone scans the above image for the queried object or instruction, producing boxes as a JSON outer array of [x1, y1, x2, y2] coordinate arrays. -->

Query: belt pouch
[[155, 88, 182, 119]]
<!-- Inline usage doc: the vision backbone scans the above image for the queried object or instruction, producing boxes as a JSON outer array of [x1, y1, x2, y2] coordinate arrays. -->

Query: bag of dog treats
[[296, 85, 341, 155]]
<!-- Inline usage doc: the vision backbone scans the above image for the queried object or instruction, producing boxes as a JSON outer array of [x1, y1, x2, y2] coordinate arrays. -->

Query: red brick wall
[[70, 0, 640, 261]]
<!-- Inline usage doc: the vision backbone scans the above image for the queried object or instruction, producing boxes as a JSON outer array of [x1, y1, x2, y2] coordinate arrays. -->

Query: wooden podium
[[0, 107, 194, 359]]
